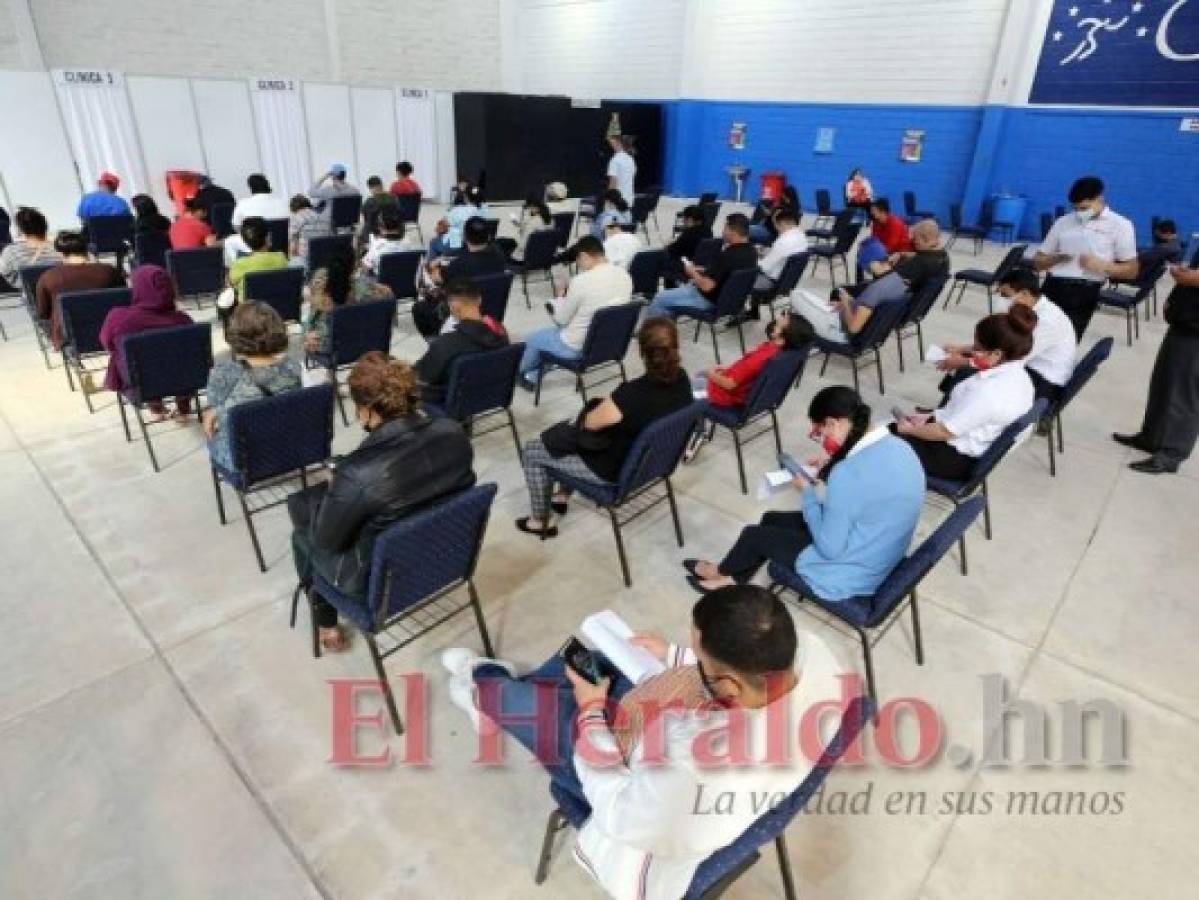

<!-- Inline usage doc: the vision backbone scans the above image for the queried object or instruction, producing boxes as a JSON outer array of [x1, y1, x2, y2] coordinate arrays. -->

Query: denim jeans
[[520, 326, 582, 380], [645, 283, 711, 320]]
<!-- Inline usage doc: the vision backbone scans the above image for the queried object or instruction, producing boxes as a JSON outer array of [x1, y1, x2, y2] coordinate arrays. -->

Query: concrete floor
[[0, 198, 1194, 900]]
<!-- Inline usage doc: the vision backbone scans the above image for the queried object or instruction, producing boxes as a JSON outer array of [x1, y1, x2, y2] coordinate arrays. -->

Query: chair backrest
[[482, 218, 501, 243], [122, 323, 213, 402], [134, 232, 170, 268], [1051, 337, 1113, 416], [226, 383, 336, 486], [263, 218, 290, 254], [698, 191, 718, 206], [84, 214, 134, 254], [683, 694, 874, 899], [903, 191, 918, 217], [949, 203, 963, 229], [376, 249, 424, 301], [243, 267, 305, 323], [59, 287, 131, 355], [643, 186, 662, 211], [523, 228, 560, 269], [19, 262, 59, 307], [955, 398, 1049, 496], [864, 496, 986, 625], [443, 342, 524, 420], [630, 194, 654, 225], [475, 271, 515, 323], [831, 213, 862, 253], [628, 249, 665, 298], [849, 295, 909, 352], [815, 188, 832, 214], [328, 194, 363, 231], [307, 234, 354, 275], [396, 192, 421, 225], [167, 247, 225, 296], [899, 272, 950, 327], [712, 267, 758, 318], [579, 300, 642, 367], [551, 211, 575, 248], [1130, 259, 1168, 297], [743, 348, 809, 420], [328, 297, 397, 367], [693, 237, 722, 270], [700, 201, 721, 233], [615, 402, 703, 498], [773, 252, 811, 296], [366, 482, 498, 627], [992, 244, 1029, 281], [209, 202, 235, 238]]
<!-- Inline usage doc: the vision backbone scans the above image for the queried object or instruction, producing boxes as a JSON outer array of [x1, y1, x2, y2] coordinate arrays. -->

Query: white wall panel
[[0, 70, 81, 229], [191, 79, 261, 199], [127, 76, 205, 212], [303, 82, 355, 187], [351, 87, 399, 186]]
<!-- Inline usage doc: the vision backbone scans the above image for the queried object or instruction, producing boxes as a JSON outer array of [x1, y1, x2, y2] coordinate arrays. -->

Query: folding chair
[[209, 202, 235, 239], [84, 214, 134, 266], [166, 247, 225, 309], [243, 267, 305, 324], [754, 251, 810, 318], [944, 244, 1028, 312], [894, 273, 950, 371], [263, 218, 290, 254], [675, 268, 757, 364], [815, 299, 908, 395], [475, 271, 516, 324], [534, 300, 642, 406], [307, 234, 354, 277], [58, 287, 131, 410], [306, 298, 398, 425], [328, 194, 363, 234], [15, 262, 59, 361], [424, 343, 524, 461], [1042, 338, 1113, 477], [807, 211, 861, 286], [902, 190, 936, 224], [1099, 263, 1165, 346], [512, 229, 561, 308], [396, 192, 424, 244], [133, 231, 170, 269], [945, 202, 987, 255], [376, 249, 424, 311], [628, 249, 665, 302]]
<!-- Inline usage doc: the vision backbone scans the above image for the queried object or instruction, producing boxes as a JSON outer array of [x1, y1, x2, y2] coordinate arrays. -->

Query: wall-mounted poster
[[899, 128, 925, 162], [814, 126, 836, 154], [729, 122, 747, 150]]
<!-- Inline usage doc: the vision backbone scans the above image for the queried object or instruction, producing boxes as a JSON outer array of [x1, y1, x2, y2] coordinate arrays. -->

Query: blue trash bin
[[990, 194, 1027, 243]]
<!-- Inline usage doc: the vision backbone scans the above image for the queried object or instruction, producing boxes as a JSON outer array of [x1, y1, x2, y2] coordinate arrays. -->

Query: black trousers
[[288, 484, 340, 628], [719, 511, 813, 581], [1042, 276, 1100, 341], [892, 426, 977, 481], [1139, 327, 1199, 466]]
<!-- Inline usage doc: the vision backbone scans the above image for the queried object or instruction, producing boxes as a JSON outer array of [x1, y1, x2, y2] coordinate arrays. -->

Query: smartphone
[[560, 636, 602, 685], [778, 452, 806, 479]]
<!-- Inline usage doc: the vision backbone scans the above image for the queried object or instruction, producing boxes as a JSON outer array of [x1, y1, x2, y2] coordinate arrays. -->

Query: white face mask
[[1075, 206, 1097, 224]]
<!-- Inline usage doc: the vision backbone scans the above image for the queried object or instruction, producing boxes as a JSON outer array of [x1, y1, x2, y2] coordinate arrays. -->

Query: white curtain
[[249, 77, 311, 199], [52, 69, 147, 199], [395, 88, 439, 199]]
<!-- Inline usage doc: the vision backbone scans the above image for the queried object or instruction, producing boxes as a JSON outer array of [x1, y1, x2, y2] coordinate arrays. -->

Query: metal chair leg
[[1047, 421, 1057, 477], [134, 405, 160, 472], [333, 371, 348, 426], [710, 323, 721, 364], [365, 633, 404, 735], [896, 330, 905, 373], [535, 809, 569, 884], [875, 348, 885, 394], [851, 357, 860, 394], [820, 352, 830, 376], [958, 534, 969, 576], [534, 363, 544, 407], [236, 491, 267, 572], [917, 321, 926, 361], [775, 834, 798, 900], [211, 467, 227, 524], [608, 508, 632, 588], [981, 479, 992, 540], [63, 351, 75, 391], [468, 580, 495, 657], [857, 627, 879, 717], [770, 410, 783, 455], [1056, 412, 1065, 453], [910, 588, 925, 665], [665, 477, 684, 548], [117, 393, 132, 442], [507, 409, 523, 462], [733, 429, 747, 494]]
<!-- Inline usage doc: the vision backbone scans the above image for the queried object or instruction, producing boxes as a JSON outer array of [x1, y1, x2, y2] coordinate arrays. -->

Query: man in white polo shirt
[[1034, 175, 1138, 340]]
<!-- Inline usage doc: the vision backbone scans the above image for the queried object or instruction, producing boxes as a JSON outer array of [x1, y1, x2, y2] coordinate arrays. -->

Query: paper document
[[580, 610, 666, 684], [925, 344, 948, 364]]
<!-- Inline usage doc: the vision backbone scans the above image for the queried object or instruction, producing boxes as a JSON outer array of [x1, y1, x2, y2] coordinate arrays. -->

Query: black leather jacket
[[304, 412, 475, 597]]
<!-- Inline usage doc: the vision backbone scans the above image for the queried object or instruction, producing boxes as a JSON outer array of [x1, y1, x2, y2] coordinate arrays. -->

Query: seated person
[[1132, 218, 1183, 277], [856, 198, 913, 278], [496, 197, 556, 262], [131, 194, 171, 236], [169, 197, 216, 250], [388, 160, 421, 197], [99, 265, 193, 416], [361, 206, 417, 276], [441, 584, 845, 900], [516, 318, 691, 536], [308, 163, 360, 210], [288, 195, 328, 261], [794, 218, 948, 343], [289, 351, 476, 652], [747, 185, 800, 244], [664, 204, 711, 283], [77, 171, 131, 220], [517, 236, 632, 390], [223, 218, 289, 318], [590, 189, 632, 240], [35, 230, 125, 350], [893, 304, 1037, 480], [687, 386, 924, 597], [0, 206, 61, 292], [602, 217, 644, 270], [749, 208, 808, 317], [937, 268, 1075, 402], [414, 217, 507, 338], [304, 244, 393, 356], [414, 278, 509, 406], [646, 213, 757, 319], [429, 183, 483, 256], [203, 302, 302, 472], [360, 175, 397, 234], [230, 173, 289, 249]]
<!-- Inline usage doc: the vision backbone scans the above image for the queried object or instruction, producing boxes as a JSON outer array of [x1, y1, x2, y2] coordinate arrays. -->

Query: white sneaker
[[439, 648, 517, 681], [448, 672, 487, 734]]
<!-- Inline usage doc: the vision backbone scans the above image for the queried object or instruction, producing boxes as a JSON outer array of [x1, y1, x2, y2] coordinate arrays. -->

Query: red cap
[[98, 171, 120, 189]]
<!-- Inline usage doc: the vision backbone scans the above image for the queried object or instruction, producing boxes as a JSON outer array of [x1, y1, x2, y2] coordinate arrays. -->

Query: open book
[[580, 610, 666, 685]]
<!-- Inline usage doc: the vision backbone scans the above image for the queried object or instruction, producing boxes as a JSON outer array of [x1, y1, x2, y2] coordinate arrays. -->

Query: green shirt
[[229, 251, 290, 300]]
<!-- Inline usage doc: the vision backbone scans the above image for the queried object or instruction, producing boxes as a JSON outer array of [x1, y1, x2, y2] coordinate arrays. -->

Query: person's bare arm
[[897, 417, 954, 442], [843, 303, 873, 335], [1081, 254, 1137, 281], [582, 397, 623, 431], [1033, 250, 1072, 271], [1170, 265, 1199, 288]]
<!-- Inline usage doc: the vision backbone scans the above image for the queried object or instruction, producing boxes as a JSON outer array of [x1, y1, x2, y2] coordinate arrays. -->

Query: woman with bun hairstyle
[[516, 318, 692, 537], [288, 351, 475, 651], [894, 304, 1038, 479], [685, 386, 925, 599]]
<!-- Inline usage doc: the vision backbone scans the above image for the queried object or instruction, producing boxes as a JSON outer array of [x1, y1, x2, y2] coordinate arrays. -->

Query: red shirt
[[872, 213, 913, 254], [389, 177, 422, 196], [706, 341, 780, 407], [170, 216, 213, 250]]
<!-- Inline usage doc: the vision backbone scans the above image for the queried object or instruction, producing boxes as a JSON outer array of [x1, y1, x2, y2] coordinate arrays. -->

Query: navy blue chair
[[210, 384, 337, 572], [295, 483, 499, 733], [18, 262, 59, 366], [805, 189, 840, 240], [118, 323, 213, 471], [807, 211, 861, 286], [944, 244, 1027, 312], [628, 248, 664, 301], [676, 267, 757, 364], [166, 247, 225, 308], [395, 193, 423, 244], [534, 300, 642, 406], [59, 286, 132, 408], [550, 211, 575, 250], [209, 202, 235, 239], [307, 234, 354, 277], [1043, 338, 1113, 477], [542, 402, 704, 587], [512, 228, 561, 308], [328, 194, 363, 234], [926, 399, 1048, 574], [630, 193, 656, 243], [536, 693, 872, 898], [1039, 211, 1054, 242], [816, 298, 909, 394], [475, 270, 516, 323], [755, 251, 810, 318], [1099, 262, 1165, 345], [895, 273, 950, 371], [243, 266, 305, 324], [263, 218, 290, 255], [376, 249, 424, 307], [133, 231, 170, 269], [945, 202, 987, 254], [83, 214, 134, 264], [701, 348, 810, 493], [769, 496, 986, 708], [903, 190, 936, 224], [424, 343, 524, 461], [307, 297, 397, 425]]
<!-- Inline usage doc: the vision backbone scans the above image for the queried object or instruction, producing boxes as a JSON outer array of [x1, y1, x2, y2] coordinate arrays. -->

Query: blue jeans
[[473, 655, 633, 801], [646, 283, 711, 320], [520, 326, 582, 380]]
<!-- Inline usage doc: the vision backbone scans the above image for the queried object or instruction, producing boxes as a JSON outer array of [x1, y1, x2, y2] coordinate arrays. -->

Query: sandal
[[516, 517, 559, 538]]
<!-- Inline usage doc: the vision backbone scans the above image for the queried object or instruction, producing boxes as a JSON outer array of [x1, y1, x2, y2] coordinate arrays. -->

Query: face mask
[[1075, 207, 1097, 224], [810, 424, 843, 456], [696, 659, 732, 708], [972, 352, 997, 371]]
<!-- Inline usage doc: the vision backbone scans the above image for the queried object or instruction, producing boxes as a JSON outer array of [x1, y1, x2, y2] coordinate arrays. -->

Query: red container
[[164, 170, 202, 215], [759, 171, 786, 202]]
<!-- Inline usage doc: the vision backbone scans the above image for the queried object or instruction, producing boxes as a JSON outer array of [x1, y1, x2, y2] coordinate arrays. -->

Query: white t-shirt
[[758, 226, 809, 281], [607, 151, 636, 204], [603, 231, 643, 270], [231, 192, 290, 231], [363, 234, 419, 274], [1040, 207, 1136, 283], [937, 360, 1035, 457]]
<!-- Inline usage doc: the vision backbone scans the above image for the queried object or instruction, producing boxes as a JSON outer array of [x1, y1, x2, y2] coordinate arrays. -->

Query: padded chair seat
[[955, 269, 993, 284], [767, 561, 877, 627], [1098, 289, 1139, 308], [814, 335, 857, 357], [924, 475, 969, 499], [542, 350, 586, 373], [545, 463, 621, 506], [313, 575, 376, 633], [805, 227, 835, 241], [808, 244, 840, 258], [422, 401, 447, 418], [702, 402, 748, 428]]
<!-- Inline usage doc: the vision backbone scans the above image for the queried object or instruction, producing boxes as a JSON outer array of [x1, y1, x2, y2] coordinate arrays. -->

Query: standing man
[[606, 135, 637, 205], [1034, 176, 1137, 340], [1114, 262, 1199, 474], [77, 171, 131, 221]]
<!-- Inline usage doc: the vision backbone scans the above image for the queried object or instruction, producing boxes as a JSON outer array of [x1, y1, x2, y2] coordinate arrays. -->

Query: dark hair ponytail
[[807, 386, 871, 479]]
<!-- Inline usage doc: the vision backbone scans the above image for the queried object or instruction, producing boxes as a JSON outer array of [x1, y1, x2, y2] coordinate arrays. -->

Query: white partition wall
[[52, 69, 148, 198], [0, 71, 81, 229], [351, 87, 400, 188], [396, 89, 440, 200], [249, 78, 311, 200], [126, 76, 206, 212], [192, 79, 261, 198], [303, 82, 356, 187]]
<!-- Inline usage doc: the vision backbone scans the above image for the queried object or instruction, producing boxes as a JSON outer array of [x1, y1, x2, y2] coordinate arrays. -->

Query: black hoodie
[[416, 316, 510, 404]]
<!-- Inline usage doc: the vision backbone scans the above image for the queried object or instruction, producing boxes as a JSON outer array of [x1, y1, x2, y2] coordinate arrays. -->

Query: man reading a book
[[441, 585, 845, 900]]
